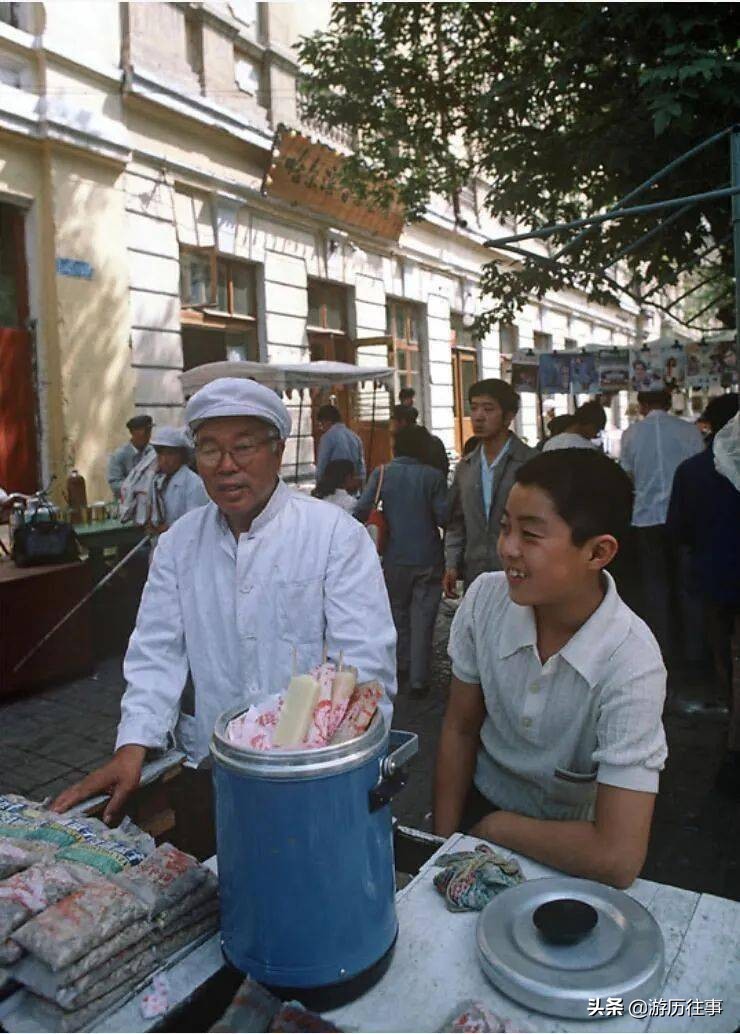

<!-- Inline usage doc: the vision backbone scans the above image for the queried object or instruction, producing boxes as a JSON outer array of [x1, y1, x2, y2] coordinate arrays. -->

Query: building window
[[533, 331, 553, 352], [184, 12, 204, 89], [0, 3, 22, 28], [499, 322, 519, 355], [180, 249, 259, 370], [235, 51, 261, 98], [307, 279, 348, 333], [564, 337, 577, 350], [387, 299, 423, 412], [180, 250, 213, 307], [216, 258, 257, 316]]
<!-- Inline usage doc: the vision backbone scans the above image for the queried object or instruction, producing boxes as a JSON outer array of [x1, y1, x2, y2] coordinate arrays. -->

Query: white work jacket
[[159, 465, 209, 526], [116, 480, 397, 764]]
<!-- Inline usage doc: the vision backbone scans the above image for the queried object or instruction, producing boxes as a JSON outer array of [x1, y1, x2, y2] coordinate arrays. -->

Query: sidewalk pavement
[[1, 604, 737, 900]]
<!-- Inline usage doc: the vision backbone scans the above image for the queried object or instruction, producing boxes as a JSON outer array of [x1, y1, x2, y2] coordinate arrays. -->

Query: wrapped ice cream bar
[[273, 675, 320, 747]]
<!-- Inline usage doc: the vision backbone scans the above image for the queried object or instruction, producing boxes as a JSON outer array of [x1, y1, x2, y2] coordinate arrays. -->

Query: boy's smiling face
[[498, 483, 616, 607]]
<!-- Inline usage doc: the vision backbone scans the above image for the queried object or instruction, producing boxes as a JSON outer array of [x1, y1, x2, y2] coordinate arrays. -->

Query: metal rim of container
[[210, 706, 388, 779]]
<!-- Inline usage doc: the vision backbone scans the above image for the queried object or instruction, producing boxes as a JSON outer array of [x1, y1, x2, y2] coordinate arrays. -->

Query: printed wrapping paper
[[225, 664, 378, 751]]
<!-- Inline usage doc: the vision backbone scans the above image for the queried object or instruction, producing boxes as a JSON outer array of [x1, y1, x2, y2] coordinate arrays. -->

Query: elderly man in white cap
[[147, 425, 208, 534], [52, 378, 397, 826]]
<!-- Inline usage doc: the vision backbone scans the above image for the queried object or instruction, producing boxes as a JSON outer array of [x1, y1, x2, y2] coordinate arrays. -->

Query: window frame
[[387, 298, 424, 412], [307, 279, 349, 334]]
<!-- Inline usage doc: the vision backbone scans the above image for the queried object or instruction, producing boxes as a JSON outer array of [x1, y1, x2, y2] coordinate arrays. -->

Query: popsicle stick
[[338, 650, 344, 673]]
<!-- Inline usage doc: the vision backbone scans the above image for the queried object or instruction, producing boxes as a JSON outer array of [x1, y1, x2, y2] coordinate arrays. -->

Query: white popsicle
[[331, 668, 356, 710], [273, 675, 320, 747]]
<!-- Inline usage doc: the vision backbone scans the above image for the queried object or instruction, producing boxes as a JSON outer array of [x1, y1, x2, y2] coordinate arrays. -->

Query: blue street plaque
[[56, 258, 94, 280]]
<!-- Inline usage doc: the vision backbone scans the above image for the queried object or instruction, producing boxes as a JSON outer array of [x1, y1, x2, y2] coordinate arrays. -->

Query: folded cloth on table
[[13, 879, 147, 970], [0, 863, 85, 940], [433, 844, 524, 912], [111, 843, 206, 914]]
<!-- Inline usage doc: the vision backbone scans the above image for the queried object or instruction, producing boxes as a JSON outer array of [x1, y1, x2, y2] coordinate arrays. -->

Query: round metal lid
[[476, 877, 664, 1019]]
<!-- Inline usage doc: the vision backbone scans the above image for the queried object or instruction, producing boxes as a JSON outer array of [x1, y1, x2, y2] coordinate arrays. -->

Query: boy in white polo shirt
[[434, 449, 667, 889]]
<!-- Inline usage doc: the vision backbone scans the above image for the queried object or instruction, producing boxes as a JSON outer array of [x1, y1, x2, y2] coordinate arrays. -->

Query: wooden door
[[0, 203, 37, 493], [308, 331, 356, 459], [452, 348, 478, 454]]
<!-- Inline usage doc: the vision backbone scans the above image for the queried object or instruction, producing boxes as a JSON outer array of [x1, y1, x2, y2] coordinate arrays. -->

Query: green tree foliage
[[298, 3, 739, 330]]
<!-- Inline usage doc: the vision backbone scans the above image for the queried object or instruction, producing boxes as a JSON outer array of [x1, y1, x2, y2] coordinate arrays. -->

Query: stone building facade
[[0, 2, 657, 500]]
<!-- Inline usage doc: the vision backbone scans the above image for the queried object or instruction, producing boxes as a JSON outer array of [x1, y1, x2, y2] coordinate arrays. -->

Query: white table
[[2, 838, 738, 1033], [326, 834, 740, 1034]]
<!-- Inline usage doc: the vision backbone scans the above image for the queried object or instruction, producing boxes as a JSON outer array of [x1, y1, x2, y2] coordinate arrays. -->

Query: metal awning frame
[[484, 125, 740, 354]]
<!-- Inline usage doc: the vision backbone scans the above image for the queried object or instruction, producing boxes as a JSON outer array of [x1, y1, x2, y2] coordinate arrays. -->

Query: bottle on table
[[66, 469, 87, 524]]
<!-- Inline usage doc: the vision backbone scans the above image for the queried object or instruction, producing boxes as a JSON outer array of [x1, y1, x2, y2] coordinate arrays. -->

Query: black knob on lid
[[533, 898, 598, 945]]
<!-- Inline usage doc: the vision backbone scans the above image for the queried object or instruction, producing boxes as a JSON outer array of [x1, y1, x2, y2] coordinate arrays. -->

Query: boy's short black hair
[[514, 450, 634, 547], [399, 387, 416, 401], [468, 378, 520, 415], [317, 404, 342, 423], [393, 424, 431, 462]]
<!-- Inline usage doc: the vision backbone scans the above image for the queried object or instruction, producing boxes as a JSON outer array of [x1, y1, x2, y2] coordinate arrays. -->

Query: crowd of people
[[50, 372, 738, 889]]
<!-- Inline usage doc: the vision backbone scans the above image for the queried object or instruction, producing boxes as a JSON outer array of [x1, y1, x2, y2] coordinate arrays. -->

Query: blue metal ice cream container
[[210, 707, 417, 997]]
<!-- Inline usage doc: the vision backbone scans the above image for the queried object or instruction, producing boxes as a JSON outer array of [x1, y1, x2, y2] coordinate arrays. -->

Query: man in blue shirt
[[315, 404, 366, 484]]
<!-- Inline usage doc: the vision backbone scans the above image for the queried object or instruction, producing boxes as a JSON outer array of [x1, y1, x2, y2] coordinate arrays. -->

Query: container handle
[[382, 729, 418, 778], [369, 730, 418, 813]]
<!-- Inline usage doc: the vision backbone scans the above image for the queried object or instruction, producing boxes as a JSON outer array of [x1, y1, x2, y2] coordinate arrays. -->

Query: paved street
[[1, 603, 737, 901]]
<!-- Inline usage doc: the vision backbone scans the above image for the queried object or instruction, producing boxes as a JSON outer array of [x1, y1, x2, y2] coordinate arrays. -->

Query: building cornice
[[123, 65, 273, 152], [0, 86, 131, 163]]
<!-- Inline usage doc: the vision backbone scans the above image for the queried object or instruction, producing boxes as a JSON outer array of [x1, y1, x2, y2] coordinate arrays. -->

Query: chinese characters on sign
[[587, 997, 723, 1018]]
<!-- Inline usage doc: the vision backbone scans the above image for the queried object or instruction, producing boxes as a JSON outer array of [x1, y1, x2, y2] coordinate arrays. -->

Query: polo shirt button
[[239, 585, 252, 594], [529, 683, 540, 693], [522, 717, 532, 728]]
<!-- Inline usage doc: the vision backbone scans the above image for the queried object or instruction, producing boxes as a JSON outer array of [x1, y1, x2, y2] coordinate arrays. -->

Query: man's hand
[[51, 745, 146, 825], [442, 568, 460, 599]]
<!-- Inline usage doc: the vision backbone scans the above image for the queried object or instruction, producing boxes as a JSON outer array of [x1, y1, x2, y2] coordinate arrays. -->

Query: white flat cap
[[185, 377, 291, 439], [150, 426, 192, 449]]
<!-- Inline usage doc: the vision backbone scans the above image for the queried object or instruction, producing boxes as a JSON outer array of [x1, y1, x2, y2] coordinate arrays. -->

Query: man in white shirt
[[53, 378, 396, 824], [619, 390, 703, 656], [434, 449, 667, 889]]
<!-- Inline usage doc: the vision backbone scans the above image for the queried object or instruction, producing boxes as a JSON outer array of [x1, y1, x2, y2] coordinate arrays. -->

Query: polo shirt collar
[[497, 572, 631, 687], [559, 573, 630, 686]]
